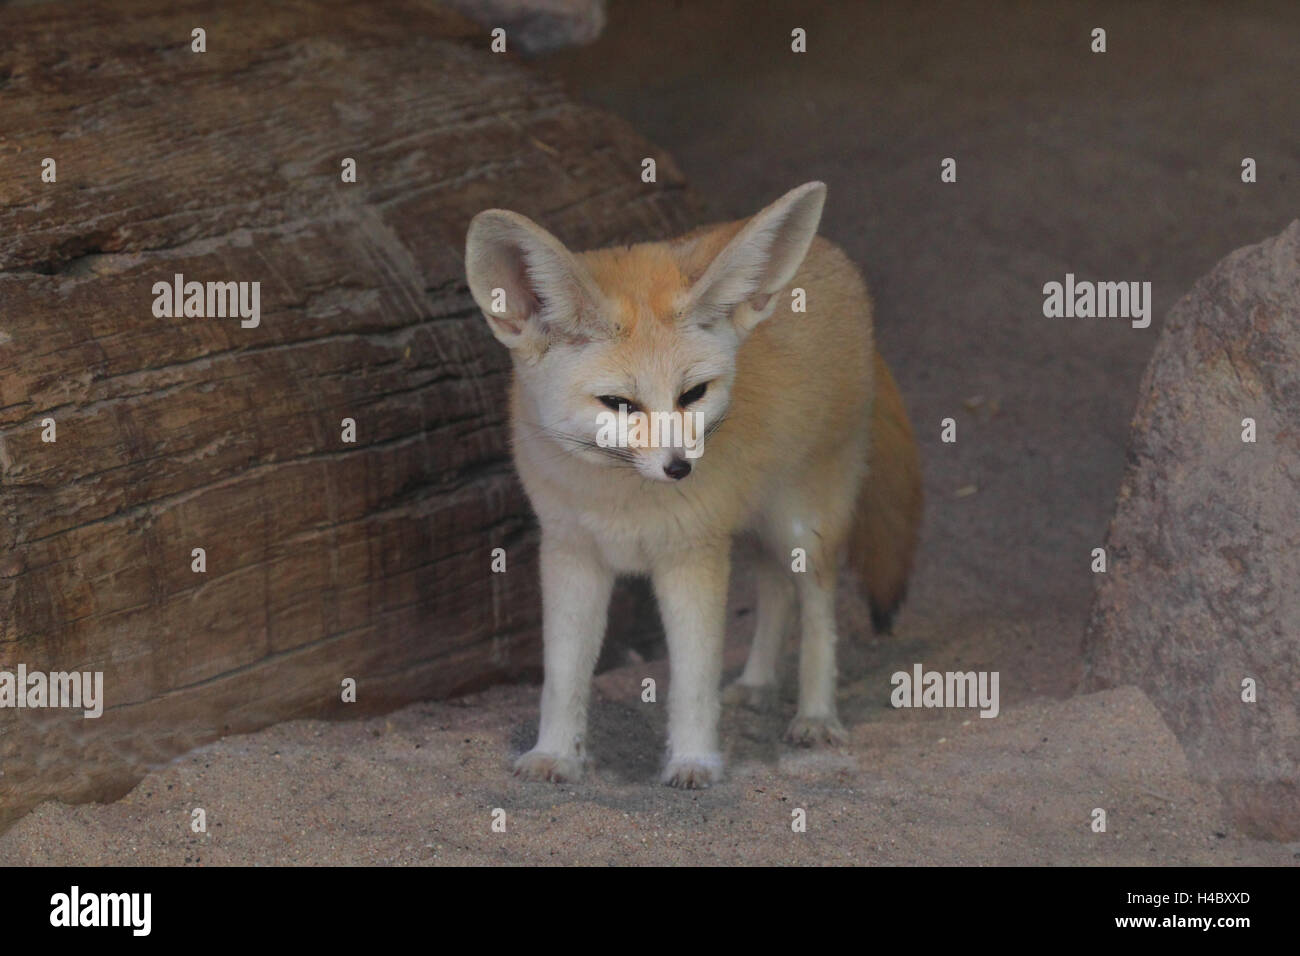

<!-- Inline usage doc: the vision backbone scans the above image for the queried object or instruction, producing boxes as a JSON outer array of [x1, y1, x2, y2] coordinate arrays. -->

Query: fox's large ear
[[683, 181, 826, 335], [465, 209, 606, 352]]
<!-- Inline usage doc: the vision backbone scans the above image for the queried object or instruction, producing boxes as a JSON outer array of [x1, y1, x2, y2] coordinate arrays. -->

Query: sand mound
[[3, 661, 1292, 865]]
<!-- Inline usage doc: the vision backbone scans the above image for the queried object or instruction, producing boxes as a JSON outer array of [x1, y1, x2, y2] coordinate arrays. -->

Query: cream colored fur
[[466, 183, 878, 788]]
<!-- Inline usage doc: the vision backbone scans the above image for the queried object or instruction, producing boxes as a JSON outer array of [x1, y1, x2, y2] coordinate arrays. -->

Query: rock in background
[[441, 0, 606, 55], [1084, 221, 1300, 840]]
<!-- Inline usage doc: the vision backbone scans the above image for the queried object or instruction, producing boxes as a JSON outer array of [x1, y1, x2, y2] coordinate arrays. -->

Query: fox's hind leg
[[723, 552, 792, 711]]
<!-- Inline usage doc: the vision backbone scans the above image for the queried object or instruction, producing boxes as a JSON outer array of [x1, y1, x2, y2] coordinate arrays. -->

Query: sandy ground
[[4, 0, 1300, 864], [1, 673, 1294, 866], [2, 572, 1296, 865]]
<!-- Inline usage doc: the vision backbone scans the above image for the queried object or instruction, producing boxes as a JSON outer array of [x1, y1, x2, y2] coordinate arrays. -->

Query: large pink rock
[[1084, 221, 1300, 840]]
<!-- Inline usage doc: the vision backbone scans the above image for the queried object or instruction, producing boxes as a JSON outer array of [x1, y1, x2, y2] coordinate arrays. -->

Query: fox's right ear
[[465, 209, 604, 352]]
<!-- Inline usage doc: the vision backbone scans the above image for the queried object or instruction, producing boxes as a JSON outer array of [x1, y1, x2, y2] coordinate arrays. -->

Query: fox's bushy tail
[[848, 350, 922, 634]]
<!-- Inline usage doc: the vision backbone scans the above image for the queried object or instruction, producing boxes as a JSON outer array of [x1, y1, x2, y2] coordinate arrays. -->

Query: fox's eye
[[678, 382, 709, 407], [598, 395, 638, 412]]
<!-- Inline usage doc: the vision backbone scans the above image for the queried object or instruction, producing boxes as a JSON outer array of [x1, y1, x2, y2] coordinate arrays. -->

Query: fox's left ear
[[684, 181, 826, 335]]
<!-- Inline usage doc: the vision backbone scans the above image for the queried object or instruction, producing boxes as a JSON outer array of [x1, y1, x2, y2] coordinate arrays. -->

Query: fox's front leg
[[786, 568, 848, 746], [651, 541, 731, 788], [514, 534, 614, 783]]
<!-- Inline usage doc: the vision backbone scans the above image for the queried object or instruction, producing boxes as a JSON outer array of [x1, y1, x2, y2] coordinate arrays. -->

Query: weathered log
[[0, 0, 694, 830]]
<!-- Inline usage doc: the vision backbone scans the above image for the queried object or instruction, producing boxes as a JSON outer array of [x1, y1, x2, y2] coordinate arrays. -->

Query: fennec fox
[[465, 182, 921, 788]]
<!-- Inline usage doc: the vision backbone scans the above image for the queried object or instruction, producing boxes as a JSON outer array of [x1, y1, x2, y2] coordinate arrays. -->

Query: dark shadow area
[[547, 0, 1300, 700]]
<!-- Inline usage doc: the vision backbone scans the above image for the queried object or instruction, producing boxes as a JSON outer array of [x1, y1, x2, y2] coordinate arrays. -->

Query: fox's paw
[[662, 754, 723, 790], [513, 749, 583, 783], [784, 714, 848, 748], [722, 679, 777, 712]]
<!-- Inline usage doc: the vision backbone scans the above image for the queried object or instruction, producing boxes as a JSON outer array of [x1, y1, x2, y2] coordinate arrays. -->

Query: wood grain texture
[[0, 0, 695, 829]]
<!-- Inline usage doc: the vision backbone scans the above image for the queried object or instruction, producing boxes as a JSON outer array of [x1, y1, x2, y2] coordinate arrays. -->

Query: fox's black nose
[[664, 457, 692, 480]]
